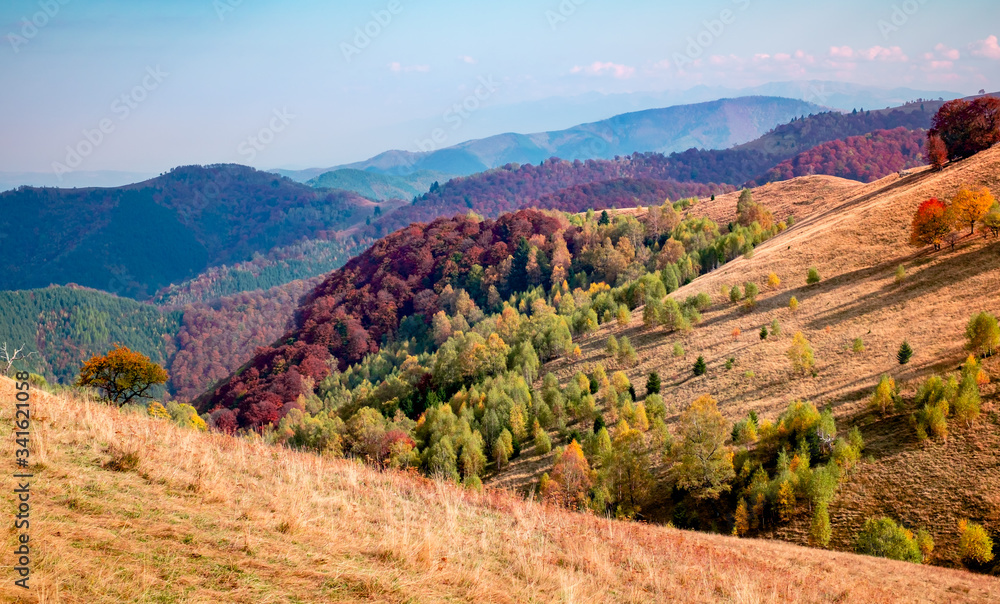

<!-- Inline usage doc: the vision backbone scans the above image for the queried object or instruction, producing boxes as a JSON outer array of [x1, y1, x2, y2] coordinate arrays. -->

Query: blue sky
[[1, 0, 998, 176]]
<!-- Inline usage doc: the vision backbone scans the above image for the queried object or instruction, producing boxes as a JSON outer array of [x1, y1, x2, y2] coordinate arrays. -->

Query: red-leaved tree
[[927, 133, 948, 169], [929, 97, 1000, 161], [909, 198, 952, 251]]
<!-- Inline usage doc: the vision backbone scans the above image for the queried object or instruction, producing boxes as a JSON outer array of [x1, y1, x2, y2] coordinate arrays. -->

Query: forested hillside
[[306, 168, 453, 201], [1, 281, 313, 400], [0, 164, 382, 298], [761, 127, 927, 183], [0, 287, 181, 386]]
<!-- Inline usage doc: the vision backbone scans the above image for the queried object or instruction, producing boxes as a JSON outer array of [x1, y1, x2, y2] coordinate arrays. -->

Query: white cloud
[[570, 61, 635, 79], [859, 46, 908, 62], [459, 55, 477, 64], [830, 45, 855, 59], [933, 43, 960, 61], [388, 62, 430, 73], [970, 35, 1000, 60]]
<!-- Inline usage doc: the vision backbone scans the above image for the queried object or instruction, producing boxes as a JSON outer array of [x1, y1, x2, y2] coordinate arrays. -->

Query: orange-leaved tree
[[951, 187, 995, 235], [547, 439, 593, 510], [76, 344, 168, 406], [909, 198, 951, 250]]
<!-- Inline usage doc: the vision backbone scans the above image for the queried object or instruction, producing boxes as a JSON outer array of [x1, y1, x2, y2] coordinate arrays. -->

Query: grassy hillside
[[3, 378, 998, 603], [494, 145, 1000, 565]]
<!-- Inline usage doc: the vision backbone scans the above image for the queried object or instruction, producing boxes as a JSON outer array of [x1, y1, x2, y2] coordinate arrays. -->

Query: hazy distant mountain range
[[276, 96, 824, 182], [1, 82, 960, 192]]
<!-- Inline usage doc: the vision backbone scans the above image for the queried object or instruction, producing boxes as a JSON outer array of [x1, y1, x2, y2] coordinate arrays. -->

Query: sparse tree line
[[910, 187, 998, 251]]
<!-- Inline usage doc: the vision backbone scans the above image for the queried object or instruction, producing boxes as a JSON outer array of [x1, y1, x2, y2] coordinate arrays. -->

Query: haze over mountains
[[279, 97, 825, 181], [3, 82, 955, 193]]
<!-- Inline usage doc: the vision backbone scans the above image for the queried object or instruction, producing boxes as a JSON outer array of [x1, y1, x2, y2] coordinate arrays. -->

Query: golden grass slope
[[2, 378, 999, 603], [549, 148, 1000, 425]]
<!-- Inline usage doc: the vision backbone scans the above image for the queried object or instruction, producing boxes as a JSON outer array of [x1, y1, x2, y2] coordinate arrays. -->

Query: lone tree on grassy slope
[[966, 311, 1000, 357], [909, 198, 952, 251], [76, 344, 168, 406], [897, 341, 914, 365], [951, 187, 995, 235], [787, 332, 815, 374]]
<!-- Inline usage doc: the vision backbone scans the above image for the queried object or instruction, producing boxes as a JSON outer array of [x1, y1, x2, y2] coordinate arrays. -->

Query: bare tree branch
[[1, 343, 39, 377]]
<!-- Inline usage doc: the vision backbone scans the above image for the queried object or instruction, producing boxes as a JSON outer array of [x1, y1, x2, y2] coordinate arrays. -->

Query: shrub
[[733, 498, 750, 536], [966, 311, 1000, 357], [672, 342, 684, 357], [958, 520, 995, 565], [811, 502, 832, 547], [725, 357, 735, 370], [534, 421, 552, 455], [729, 285, 743, 304], [777, 480, 795, 522], [104, 443, 141, 473], [694, 292, 712, 310], [806, 267, 821, 285], [786, 332, 815, 374], [646, 371, 661, 395], [894, 264, 906, 284], [147, 401, 171, 420], [767, 273, 781, 289], [912, 398, 948, 441], [770, 319, 782, 337], [789, 296, 799, 312], [952, 370, 981, 427], [897, 341, 914, 365], [693, 356, 707, 376], [744, 282, 759, 306], [852, 337, 865, 353], [731, 416, 758, 445], [759, 326, 768, 340], [869, 375, 897, 416], [616, 304, 631, 327], [854, 517, 922, 563], [605, 335, 619, 357], [618, 337, 638, 367], [916, 529, 934, 564]]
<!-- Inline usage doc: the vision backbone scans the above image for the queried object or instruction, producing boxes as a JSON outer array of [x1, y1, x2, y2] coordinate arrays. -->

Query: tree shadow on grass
[[804, 240, 1000, 331]]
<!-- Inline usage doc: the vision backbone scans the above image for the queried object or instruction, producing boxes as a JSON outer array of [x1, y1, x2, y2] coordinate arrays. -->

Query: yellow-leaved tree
[[951, 187, 995, 235], [672, 395, 735, 500], [76, 344, 168, 407]]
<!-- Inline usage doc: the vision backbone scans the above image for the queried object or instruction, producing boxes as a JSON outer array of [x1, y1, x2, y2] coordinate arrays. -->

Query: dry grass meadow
[[2, 378, 1000, 603]]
